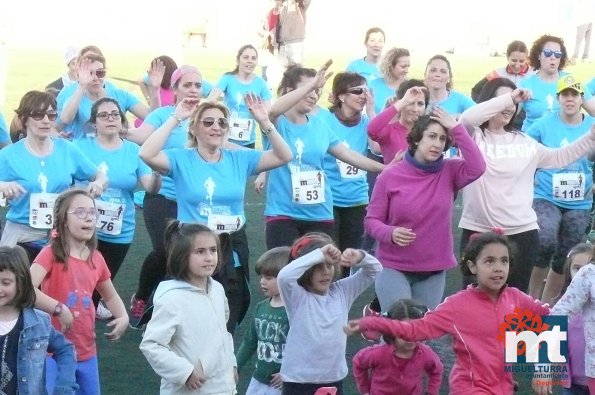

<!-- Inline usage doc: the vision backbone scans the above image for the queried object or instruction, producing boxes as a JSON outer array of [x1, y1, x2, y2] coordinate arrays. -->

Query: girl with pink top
[[352, 299, 443, 395], [365, 97, 485, 311], [345, 232, 551, 395]]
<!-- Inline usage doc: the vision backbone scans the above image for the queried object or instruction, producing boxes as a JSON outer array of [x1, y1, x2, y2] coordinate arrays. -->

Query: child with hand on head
[[352, 299, 443, 395], [544, 244, 595, 395], [29, 189, 129, 395], [236, 246, 291, 395], [0, 245, 78, 394], [140, 220, 237, 394], [344, 232, 550, 395], [278, 232, 382, 395]]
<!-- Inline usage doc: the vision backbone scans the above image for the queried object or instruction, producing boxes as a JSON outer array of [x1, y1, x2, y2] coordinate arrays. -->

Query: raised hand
[[77, 58, 95, 88], [339, 248, 364, 267], [174, 97, 200, 121], [430, 107, 457, 130], [321, 244, 341, 265], [245, 92, 269, 124], [148, 59, 165, 89], [511, 88, 531, 104], [311, 59, 334, 90]]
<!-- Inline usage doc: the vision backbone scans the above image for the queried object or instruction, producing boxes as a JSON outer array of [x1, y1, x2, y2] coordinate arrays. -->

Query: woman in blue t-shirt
[[139, 96, 292, 332], [76, 98, 161, 319], [208, 44, 272, 148], [0, 90, 107, 261], [345, 27, 385, 83], [262, 60, 386, 249]]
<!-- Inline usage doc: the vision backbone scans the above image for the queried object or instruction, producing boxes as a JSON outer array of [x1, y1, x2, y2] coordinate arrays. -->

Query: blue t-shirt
[[428, 90, 475, 116], [143, 106, 190, 200], [318, 109, 369, 207], [264, 114, 340, 221], [59, 82, 141, 139], [0, 138, 97, 225], [368, 77, 395, 115], [215, 74, 272, 146], [527, 113, 594, 210], [74, 139, 151, 243], [346, 58, 381, 83], [0, 113, 10, 144], [586, 77, 595, 96], [164, 148, 262, 229]]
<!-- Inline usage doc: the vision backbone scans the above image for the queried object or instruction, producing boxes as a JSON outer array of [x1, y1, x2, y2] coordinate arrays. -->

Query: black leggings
[[282, 380, 343, 395], [134, 194, 177, 301], [94, 240, 131, 306], [265, 218, 335, 249], [333, 205, 366, 277], [460, 228, 538, 292]]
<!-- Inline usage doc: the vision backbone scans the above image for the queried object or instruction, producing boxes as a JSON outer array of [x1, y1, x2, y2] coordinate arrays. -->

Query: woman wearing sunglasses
[[126, 65, 207, 329], [207, 44, 272, 148], [59, 52, 163, 140], [263, 60, 386, 249], [0, 90, 107, 261], [518, 34, 595, 131], [74, 98, 161, 320], [139, 96, 292, 333]]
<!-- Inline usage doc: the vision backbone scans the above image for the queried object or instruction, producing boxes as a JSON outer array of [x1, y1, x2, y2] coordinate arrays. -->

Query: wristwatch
[[52, 303, 63, 317]]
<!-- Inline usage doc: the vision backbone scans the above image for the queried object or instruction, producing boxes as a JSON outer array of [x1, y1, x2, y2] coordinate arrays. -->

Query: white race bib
[[553, 172, 585, 201], [229, 117, 252, 141], [337, 159, 366, 179], [208, 214, 243, 234], [95, 200, 124, 235], [29, 193, 59, 229], [291, 170, 325, 204]]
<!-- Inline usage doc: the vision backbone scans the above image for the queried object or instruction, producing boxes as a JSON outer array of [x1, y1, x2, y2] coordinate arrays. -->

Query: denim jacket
[[17, 308, 78, 395]]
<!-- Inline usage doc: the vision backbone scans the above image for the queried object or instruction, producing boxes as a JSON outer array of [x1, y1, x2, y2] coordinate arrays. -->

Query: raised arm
[[458, 89, 531, 129], [536, 123, 595, 169], [60, 60, 95, 125], [268, 59, 333, 124]]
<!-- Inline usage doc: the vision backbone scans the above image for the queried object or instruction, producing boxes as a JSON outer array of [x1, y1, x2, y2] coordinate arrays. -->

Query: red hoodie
[[359, 286, 550, 394]]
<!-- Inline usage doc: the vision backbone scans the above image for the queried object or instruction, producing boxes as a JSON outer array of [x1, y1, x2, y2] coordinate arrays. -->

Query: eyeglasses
[[346, 87, 366, 95], [96, 111, 121, 121], [542, 49, 563, 59], [200, 117, 229, 129], [67, 207, 97, 219], [94, 69, 107, 78], [30, 111, 58, 121]]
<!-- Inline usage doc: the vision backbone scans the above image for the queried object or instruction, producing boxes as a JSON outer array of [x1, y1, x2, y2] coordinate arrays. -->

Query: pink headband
[[170, 65, 201, 89]]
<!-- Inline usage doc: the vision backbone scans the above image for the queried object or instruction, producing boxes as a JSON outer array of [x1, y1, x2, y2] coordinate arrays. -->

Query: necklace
[[0, 334, 12, 393], [196, 148, 222, 163], [25, 138, 53, 167]]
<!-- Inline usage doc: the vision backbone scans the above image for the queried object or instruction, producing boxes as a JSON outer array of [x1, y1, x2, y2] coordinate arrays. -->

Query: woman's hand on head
[[511, 88, 531, 104], [340, 248, 364, 267], [148, 58, 166, 90], [320, 244, 341, 264], [430, 107, 457, 130], [343, 319, 362, 336], [391, 227, 416, 247], [175, 97, 200, 121], [245, 92, 269, 124], [402, 86, 426, 106], [104, 316, 128, 341]]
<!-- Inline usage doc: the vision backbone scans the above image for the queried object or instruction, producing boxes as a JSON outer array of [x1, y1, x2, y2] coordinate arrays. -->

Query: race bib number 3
[[553, 173, 585, 202], [291, 170, 325, 204], [337, 159, 366, 179], [29, 193, 59, 229], [229, 117, 252, 141], [95, 200, 125, 235]]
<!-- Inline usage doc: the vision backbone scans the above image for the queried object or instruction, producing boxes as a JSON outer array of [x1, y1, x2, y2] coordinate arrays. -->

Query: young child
[[140, 220, 237, 394], [550, 244, 595, 395], [352, 299, 443, 395], [344, 232, 550, 395], [0, 245, 78, 394], [278, 232, 382, 395], [236, 246, 291, 395], [30, 188, 129, 395]]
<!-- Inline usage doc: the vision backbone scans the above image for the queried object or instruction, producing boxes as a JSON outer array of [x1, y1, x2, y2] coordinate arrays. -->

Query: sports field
[[3, 47, 591, 394]]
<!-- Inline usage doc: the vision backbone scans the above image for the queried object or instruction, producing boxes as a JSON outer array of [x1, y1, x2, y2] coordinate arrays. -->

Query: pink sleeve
[[352, 347, 374, 394], [364, 171, 395, 244], [33, 246, 55, 272], [367, 105, 398, 143], [423, 346, 444, 395]]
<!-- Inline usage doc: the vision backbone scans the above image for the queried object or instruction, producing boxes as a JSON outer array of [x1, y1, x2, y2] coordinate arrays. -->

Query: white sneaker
[[96, 300, 113, 320]]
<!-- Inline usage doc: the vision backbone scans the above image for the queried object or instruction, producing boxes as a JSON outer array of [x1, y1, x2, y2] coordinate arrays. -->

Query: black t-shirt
[[0, 313, 24, 394]]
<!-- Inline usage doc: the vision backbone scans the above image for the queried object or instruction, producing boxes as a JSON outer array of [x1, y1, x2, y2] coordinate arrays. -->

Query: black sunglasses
[[30, 111, 58, 121], [200, 117, 229, 128], [94, 69, 107, 78], [346, 87, 365, 95]]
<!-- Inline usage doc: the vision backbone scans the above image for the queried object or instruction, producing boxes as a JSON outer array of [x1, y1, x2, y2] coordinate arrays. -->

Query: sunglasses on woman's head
[[542, 49, 563, 59], [346, 87, 365, 95], [96, 111, 121, 121], [200, 117, 229, 128], [30, 111, 58, 121]]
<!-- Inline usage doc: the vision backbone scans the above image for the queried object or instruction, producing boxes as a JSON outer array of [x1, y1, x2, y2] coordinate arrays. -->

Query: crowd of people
[[0, 18, 594, 395]]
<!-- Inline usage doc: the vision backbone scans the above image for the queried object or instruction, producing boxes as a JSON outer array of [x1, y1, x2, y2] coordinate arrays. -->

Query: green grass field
[[2, 47, 585, 394]]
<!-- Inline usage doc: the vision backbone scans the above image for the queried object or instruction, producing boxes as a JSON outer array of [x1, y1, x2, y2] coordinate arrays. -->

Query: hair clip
[[290, 236, 312, 259]]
